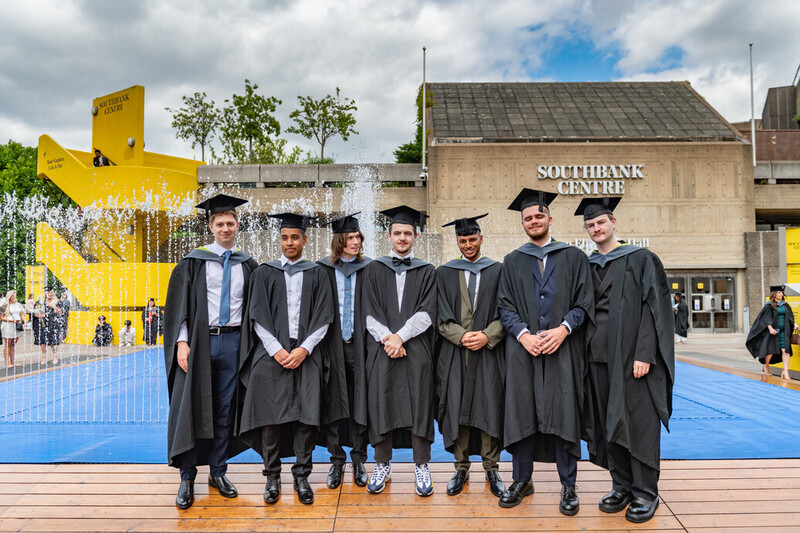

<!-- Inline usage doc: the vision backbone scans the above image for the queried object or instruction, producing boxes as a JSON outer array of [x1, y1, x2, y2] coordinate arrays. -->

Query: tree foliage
[[220, 79, 282, 164], [287, 88, 358, 161], [394, 84, 432, 164], [0, 141, 68, 295], [165, 92, 221, 162]]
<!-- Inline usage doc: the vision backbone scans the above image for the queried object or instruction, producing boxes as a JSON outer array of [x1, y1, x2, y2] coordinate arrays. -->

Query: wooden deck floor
[[1, 459, 799, 532]]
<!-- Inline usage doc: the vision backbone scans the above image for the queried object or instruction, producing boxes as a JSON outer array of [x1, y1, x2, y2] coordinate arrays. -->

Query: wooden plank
[[1, 505, 336, 519], [331, 515, 684, 531], [678, 512, 800, 528], [667, 500, 800, 515], [0, 518, 335, 532], [12, 493, 340, 507], [659, 488, 800, 502]]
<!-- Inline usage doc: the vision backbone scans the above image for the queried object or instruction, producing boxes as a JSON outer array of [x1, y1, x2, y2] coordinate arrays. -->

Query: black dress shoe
[[625, 496, 659, 523], [294, 476, 314, 505], [353, 462, 368, 487], [327, 464, 343, 489], [486, 470, 506, 498], [175, 480, 194, 509], [208, 475, 238, 498], [559, 485, 579, 516], [446, 469, 469, 496], [599, 489, 632, 513], [498, 480, 533, 508], [264, 475, 280, 504]]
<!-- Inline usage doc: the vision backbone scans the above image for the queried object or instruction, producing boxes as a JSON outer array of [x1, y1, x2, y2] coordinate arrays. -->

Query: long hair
[[328, 231, 365, 265], [770, 290, 783, 309]]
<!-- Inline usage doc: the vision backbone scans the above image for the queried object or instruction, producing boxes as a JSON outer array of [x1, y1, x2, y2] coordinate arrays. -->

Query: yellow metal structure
[[33, 85, 202, 344]]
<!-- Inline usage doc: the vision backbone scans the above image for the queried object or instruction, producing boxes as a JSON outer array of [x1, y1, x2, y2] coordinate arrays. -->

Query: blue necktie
[[219, 250, 232, 326], [342, 273, 353, 341]]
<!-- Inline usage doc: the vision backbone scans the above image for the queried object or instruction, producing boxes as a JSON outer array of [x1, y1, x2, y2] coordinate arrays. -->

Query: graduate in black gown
[[577, 197, 675, 524], [163, 194, 258, 510], [496, 189, 594, 515], [746, 285, 795, 380], [237, 213, 335, 505], [673, 294, 688, 344], [436, 214, 506, 498], [362, 205, 437, 497], [317, 213, 372, 489]]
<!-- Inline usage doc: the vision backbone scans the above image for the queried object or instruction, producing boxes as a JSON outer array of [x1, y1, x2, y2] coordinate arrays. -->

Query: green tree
[[220, 80, 282, 164], [287, 88, 358, 161], [394, 84, 432, 164], [0, 141, 69, 295], [165, 92, 221, 162]]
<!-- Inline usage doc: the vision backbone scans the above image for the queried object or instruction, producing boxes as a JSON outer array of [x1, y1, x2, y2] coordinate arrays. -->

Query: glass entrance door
[[668, 274, 736, 333]]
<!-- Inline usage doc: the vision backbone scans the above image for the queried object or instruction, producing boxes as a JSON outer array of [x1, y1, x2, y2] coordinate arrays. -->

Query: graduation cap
[[269, 212, 316, 231], [380, 205, 428, 231], [326, 212, 361, 234], [442, 213, 488, 236], [508, 188, 558, 213], [574, 197, 622, 221], [770, 285, 786, 293], [196, 193, 248, 220]]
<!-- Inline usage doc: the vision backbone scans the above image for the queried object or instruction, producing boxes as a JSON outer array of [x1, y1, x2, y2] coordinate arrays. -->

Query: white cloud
[[0, 0, 798, 162]]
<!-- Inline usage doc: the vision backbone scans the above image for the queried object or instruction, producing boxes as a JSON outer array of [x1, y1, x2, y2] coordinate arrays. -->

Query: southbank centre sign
[[537, 164, 644, 195]]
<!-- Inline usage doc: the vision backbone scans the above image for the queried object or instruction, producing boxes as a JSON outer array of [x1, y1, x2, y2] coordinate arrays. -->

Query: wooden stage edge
[[3, 360, 799, 532], [2, 459, 800, 532]]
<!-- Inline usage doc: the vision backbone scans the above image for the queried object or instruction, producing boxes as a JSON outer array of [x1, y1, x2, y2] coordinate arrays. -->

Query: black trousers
[[590, 362, 659, 500], [511, 434, 577, 487], [374, 432, 431, 465], [261, 422, 317, 479], [325, 342, 368, 465], [179, 331, 240, 481]]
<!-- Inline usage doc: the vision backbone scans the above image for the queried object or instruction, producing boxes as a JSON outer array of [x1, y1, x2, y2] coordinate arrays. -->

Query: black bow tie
[[392, 257, 412, 267]]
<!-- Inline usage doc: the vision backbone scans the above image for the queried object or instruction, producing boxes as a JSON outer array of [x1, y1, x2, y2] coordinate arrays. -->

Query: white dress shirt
[[366, 250, 432, 343], [255, 255, 329, 357], [177, 241, 244, 343], [335, 256, 358, 337]]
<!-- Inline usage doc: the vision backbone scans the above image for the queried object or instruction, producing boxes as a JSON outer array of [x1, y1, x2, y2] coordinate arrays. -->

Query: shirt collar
[[207, 242, 236, 256], [389, 249, 414, 260], [281, 254, 304, 266], [461, 254, 482, 263], [341, 255, 357, 263]]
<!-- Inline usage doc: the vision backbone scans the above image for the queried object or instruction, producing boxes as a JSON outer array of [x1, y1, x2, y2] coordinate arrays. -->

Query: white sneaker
[[367, 462, 391, 494], [414, 463, 433, 496]]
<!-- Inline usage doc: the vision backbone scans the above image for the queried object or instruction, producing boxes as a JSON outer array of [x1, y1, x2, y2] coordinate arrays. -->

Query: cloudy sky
[[1, 0, 798, 163]]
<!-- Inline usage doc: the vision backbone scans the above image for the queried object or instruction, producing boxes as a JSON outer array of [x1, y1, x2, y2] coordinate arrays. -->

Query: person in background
[[142, 298, 163, 347], [42, 289, 63, 365], [673, 293, 688, 344], [746, 285, 796, 380], [2, 291, 27, 368], [120, 320, 136, 346], [25, 293, 35, 330], [93, 315, 113, 347], [60, 292, 71, 341], [93, 149, 110, 167]]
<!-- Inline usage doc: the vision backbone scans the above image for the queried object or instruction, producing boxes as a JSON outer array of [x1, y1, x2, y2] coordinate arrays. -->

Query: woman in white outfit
[[2, 291, 27, 368]]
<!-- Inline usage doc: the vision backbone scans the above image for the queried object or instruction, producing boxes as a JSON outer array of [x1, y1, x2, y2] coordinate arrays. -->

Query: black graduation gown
[[316, 256, 372, 447], [435, 258, 505, 453], [362, 257, 437, 446], [237, 260, 335, 456], [163, 248, 258, 468], [674, 300, 689, 337], [586, 246, 675, 471], [746, 302, 796, 363], [497, 244, 595, 461]]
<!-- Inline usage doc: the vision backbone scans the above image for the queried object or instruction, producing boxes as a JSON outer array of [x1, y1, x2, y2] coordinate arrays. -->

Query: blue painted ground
[[1, 348, 798, 463]]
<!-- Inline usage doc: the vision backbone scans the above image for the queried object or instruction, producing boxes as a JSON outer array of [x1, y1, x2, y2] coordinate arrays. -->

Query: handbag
[[15, 321, 23, 332], [792, 332, 800, 345]]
